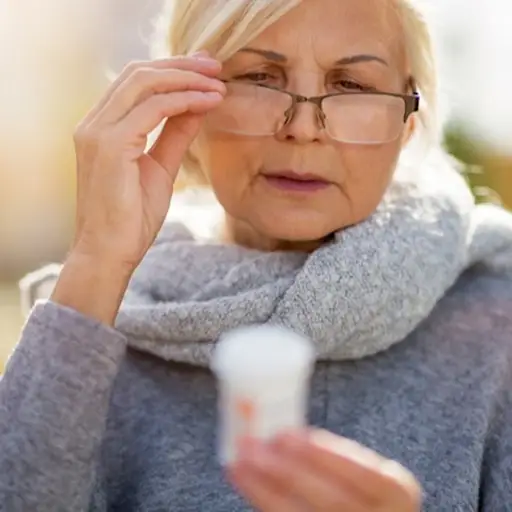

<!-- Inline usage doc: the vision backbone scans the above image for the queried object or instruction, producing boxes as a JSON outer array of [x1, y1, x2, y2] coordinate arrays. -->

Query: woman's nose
[[276, 101, 325, 144]]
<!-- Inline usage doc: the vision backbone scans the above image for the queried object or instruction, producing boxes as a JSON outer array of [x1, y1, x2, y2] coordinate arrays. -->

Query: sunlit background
[[0, 0, 511, 370]]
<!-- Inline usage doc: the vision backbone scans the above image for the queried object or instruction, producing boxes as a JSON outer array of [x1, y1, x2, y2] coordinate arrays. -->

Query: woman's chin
[[252, 215, 341, 250], [223, 205, 349, 251]]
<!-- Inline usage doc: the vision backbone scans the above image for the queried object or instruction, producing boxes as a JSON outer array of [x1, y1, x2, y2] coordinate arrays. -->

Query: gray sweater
[[1, 267, 512, 511]]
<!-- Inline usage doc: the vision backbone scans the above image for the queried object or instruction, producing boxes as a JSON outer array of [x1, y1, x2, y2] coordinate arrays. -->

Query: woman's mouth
[[262, 170, 331, 193]]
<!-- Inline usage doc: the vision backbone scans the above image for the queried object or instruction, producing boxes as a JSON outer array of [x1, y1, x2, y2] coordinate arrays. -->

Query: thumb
[[148, 112, 203, 178]]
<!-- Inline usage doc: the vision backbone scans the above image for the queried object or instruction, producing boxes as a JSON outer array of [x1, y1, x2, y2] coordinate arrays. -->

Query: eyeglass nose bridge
[[283, 92, 327, 130]]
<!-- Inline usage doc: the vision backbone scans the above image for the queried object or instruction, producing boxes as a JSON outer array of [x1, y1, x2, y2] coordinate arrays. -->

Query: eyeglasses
[[205, 80, 420, 144]]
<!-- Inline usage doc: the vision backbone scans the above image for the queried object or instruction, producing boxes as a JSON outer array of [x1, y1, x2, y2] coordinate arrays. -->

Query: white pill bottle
[[211, 325, 315, 465]]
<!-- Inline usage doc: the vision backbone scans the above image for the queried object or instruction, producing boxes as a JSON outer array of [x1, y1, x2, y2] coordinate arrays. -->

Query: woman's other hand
[[229, 429, 421, 511], [51, 54, 225, 325]]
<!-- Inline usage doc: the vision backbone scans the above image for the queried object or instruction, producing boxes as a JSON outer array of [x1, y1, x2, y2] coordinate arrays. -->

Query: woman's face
[[194, 0, 414, 249]]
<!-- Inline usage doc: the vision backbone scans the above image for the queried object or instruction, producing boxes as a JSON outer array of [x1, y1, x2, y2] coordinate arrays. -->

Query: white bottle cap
[[211, 325, 315, 465]]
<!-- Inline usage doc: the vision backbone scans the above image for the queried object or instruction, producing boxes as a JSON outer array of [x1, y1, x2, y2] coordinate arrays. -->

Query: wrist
[[51, 251, 134, 327]]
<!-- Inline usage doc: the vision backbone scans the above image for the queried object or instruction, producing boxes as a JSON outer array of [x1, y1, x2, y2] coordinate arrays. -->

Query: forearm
[[51, 252, 134, 326], [0, 301, 127, 511]]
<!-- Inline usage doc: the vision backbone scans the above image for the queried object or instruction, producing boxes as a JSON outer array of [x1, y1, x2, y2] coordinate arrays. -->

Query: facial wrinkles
[[256, 5, 404, 93], [286, 38, 327, 96]]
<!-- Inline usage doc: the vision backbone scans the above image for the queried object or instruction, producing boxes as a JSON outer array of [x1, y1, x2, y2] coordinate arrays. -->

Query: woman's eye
[[333, 79, 375, 92], [333, 79, 369, 92], [234, 72, 277, 84]]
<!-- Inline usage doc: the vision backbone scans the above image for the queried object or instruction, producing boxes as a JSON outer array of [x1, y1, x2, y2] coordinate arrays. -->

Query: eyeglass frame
[[218, 79, 421, 137]]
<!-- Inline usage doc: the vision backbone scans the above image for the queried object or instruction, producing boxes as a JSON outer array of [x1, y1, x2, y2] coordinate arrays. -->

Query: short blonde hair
[[153, 0, 440, 182]]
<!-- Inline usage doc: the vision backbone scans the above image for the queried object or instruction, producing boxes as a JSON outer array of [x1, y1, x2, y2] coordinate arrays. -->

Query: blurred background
[[0, 0, 511, 371]]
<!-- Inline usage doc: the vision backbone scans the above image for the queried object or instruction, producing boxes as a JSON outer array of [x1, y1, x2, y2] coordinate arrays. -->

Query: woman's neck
[[221, 214, 328, 253]]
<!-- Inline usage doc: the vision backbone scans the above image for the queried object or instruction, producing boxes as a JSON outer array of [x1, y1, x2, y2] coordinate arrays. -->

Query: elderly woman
[[2, 0, 512, 510]]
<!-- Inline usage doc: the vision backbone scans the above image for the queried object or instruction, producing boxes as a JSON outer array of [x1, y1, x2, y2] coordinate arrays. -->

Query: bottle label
[[217, 385, 307, 465]]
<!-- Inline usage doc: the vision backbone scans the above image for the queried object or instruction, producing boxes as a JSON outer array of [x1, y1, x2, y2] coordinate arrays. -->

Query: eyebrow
[[335, 54, 389, 67], [238, 48, 389, 67], [239, 48, 287, 62]]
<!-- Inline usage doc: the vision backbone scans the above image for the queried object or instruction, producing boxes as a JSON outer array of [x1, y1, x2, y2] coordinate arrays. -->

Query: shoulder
[[447, 267, 512, 320], [399, 266, 512, 378], [425, 266, 512, 357]]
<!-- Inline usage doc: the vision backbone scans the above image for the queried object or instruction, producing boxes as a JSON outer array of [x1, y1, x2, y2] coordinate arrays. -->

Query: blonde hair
[[153, 0, 441, 182]]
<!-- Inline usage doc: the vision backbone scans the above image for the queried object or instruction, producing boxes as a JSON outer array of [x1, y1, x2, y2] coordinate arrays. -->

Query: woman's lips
[[262, 171, 331, 193]]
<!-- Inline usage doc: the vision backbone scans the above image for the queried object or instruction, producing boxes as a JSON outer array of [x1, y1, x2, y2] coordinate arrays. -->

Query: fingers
[[74, 53, 225, 176], [97, 67, 225, 125], [280, 430, 421, 508], [292, 430, 392, 501], [229, 431, 422, 512], [230, 439, 366, 511], [82, 55, 223, 125], [117, 90, 222, 140], [147, 112, 204, 175], [230, 464, 301, 512]]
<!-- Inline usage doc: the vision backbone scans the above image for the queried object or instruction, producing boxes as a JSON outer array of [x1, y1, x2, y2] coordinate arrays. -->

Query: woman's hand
[[52, 54, 225, 325], [72, 53, 225, 268], [229, 429, 421, 511]]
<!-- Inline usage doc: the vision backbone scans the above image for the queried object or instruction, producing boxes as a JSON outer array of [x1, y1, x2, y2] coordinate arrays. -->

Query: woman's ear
[[401, 114, 416, 147]]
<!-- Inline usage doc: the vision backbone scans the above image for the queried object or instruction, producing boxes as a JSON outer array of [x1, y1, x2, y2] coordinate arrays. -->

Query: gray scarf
[[114, 153, 512, 367], [19, 153, 512, 365]]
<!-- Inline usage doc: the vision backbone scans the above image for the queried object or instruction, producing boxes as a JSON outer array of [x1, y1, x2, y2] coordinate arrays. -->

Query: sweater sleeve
[[0, 301, 127, 512]]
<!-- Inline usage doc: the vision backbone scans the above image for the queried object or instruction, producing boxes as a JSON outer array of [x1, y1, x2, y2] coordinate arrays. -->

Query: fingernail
[[203, 92, 223, 101], [192, 50, 210, 58]]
